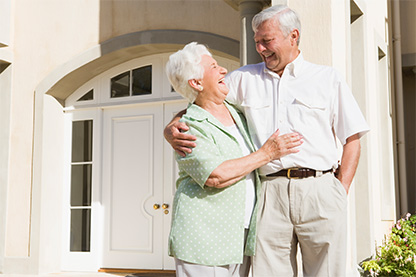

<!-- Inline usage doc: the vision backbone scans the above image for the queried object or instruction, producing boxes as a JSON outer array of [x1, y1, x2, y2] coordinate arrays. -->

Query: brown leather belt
[[266, 168, 333, 179]]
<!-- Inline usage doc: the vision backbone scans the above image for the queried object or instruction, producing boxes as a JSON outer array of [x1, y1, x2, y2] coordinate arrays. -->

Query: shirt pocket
[[240, 98, 272, 137], [287, 96, 327, 132], [293, 97, 326, 111], [240, 97, 270, 109]]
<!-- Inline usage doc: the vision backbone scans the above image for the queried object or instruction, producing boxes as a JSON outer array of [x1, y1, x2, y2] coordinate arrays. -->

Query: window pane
[[70, 209, 91, 252], [71, 164, 92, 206], [77, 89, 94, 102], [111, 71, 130, 98], [71, 120, 93, 162], [132, 65, 152, 96]]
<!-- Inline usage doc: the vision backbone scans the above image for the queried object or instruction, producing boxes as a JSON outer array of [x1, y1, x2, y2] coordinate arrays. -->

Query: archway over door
[[30, 31, 239, 271], [38, 29, 239, 104]]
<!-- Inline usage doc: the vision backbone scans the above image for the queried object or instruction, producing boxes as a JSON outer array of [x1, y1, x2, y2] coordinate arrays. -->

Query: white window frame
[[61, 108, 103, 271]]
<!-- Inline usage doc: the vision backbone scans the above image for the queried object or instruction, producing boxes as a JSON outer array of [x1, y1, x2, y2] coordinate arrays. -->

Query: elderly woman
[[165, 42, 302, 277]]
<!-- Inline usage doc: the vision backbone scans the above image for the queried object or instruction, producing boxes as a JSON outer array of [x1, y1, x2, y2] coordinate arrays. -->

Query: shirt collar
[[262, 51, 304, 78], [290, 51, 304, 77], [185, 101, 235, 123], [185, 103, 210, 121], [184, 101, 241, 137]]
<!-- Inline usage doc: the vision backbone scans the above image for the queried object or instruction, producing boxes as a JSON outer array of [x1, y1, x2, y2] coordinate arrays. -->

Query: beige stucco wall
[[0, 64, 12, 272], [0, 0, 11, 47], [5, 0, 100, 259], [4, 0, 240, 273], [288, 0, 333, 66], [350, 0, 398, 263], [38, 95, 65, 272], [353, 0, 396, 254], [99, 0, 240, 43], [0, 0, 12, 271]]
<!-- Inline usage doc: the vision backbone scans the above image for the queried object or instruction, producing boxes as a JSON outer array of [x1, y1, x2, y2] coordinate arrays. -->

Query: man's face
[[254, 18, 298, 76]]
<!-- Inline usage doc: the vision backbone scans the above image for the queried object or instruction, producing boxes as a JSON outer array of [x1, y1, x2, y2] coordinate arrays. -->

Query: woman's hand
[[205, 129, 303, 189], [259, 129, 303, 161]]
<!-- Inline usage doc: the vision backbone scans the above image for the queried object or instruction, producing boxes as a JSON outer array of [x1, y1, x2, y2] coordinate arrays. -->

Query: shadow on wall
[[403, 66, 416, 213], [46, 0, 242, 104]]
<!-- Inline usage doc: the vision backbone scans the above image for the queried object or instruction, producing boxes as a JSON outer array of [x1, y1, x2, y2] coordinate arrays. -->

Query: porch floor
[[1, 273, 122, 277], [1, 271, 175, 277]]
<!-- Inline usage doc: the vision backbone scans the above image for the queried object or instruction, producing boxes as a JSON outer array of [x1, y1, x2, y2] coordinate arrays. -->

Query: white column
[[239, 0, 266, 66]]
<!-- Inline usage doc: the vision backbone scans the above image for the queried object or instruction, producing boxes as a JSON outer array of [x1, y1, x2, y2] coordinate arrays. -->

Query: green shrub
[[359, 213, 416, 277]]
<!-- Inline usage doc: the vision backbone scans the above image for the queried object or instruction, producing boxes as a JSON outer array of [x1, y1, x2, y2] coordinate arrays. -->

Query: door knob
[[153, 204, 160, 210], [162, 203, 169, 209]]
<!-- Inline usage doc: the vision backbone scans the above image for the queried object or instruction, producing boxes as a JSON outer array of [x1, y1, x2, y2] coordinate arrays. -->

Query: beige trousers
[[252, 173, 348, 277]]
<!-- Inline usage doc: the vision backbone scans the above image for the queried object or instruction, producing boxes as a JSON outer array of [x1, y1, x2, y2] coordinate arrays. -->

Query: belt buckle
[[287, 168, 300, 179]]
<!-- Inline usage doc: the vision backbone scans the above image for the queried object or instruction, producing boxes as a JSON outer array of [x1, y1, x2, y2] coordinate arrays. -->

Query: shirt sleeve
[[175, 119, 226, 189], [332, 72, 370, 145], [225, 71, 238, 106]]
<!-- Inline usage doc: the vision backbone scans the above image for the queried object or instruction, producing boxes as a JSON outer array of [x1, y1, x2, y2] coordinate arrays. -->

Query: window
[[77, 89, 94, 102], [111, 72, 129, 98], [111, 65, 152, 98], [132, 66, 152, 95], [70, 120, 93, 252]]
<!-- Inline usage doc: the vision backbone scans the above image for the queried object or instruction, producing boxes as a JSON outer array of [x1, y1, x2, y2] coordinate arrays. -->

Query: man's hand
[[164, 120, 197, 157], [337, 134, 361, 194]]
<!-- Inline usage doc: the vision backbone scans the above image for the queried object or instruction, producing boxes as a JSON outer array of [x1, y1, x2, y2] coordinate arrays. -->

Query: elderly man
[[164, 5, 369, 277]]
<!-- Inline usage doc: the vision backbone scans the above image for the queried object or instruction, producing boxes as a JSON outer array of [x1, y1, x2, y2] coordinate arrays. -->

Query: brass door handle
[[162, 204, 169, 209], [153, 204, 160, 210]]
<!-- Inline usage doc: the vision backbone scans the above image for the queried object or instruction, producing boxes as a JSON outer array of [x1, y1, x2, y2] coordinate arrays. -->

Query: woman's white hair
[[252, 5, 301, 45], [165, 42, 212, 103]]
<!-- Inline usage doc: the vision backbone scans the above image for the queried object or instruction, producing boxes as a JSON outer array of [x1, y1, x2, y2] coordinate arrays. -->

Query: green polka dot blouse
[[168, 101, 261, 266]]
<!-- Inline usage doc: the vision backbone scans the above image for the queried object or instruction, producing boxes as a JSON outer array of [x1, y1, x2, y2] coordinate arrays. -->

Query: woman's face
[[199, 55, 228, 101]]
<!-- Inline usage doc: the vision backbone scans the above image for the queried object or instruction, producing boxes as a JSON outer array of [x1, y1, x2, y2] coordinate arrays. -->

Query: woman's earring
[[198, 85, 203, 91]]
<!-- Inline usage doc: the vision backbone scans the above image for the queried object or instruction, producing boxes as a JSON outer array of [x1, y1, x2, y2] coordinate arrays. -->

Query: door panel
[[102, 104, 164, 269], [111, 116, 153, 251]]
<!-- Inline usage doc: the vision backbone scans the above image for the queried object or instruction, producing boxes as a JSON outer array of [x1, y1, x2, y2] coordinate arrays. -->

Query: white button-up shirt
[[225, 53, 370, 176]]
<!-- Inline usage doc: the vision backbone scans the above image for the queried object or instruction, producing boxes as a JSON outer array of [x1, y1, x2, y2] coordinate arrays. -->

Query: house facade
[[0, 0, 415, 275]]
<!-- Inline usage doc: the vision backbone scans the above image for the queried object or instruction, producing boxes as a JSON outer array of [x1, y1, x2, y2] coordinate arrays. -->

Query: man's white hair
[[252, 5, 301, 45], [165, 42, 212, 103]]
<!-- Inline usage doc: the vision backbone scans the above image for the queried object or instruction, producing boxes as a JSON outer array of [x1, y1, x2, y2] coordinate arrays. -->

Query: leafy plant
[[359, 213, 416, 277]]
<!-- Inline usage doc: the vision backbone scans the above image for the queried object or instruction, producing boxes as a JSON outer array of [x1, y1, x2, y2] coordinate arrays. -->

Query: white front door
[[102, 101, 186, 270]]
